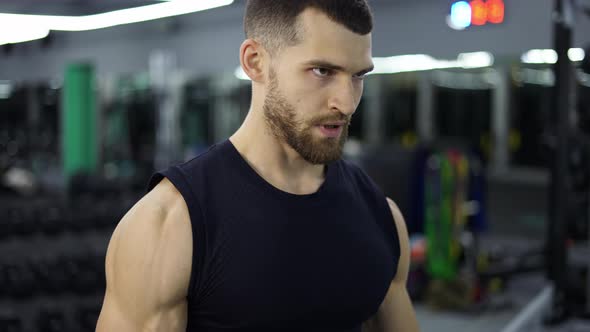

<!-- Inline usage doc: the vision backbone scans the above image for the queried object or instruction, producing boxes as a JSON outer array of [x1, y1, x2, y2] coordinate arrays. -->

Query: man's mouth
[[320, 121, 347, 128], [317, 122, 346, 137]]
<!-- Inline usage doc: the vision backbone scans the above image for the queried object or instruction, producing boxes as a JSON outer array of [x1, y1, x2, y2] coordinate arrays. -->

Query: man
[[96, 1, 419, 331]]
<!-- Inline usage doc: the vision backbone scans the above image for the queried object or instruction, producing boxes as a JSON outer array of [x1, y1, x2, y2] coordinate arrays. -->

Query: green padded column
[[63, 63, 97, 180]]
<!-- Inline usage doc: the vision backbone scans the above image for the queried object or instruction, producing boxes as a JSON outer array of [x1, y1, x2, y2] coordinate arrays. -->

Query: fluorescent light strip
[[569, 48, 586, 62], [235, 52, 495, 80], [0, 28, 49, 46], [521, 48, 585, 64], [0, 14, 50, 45], [0, 0, 233, 33], [371, 52, 494, 75], [0, 81, 13, 99]]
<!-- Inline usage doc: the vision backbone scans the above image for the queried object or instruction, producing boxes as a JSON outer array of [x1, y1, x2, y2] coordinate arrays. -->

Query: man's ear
[[240, 39, 266, 83]]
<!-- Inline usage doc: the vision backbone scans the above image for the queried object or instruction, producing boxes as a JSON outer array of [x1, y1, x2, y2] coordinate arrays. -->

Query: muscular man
[[96, 1, 420, 331]]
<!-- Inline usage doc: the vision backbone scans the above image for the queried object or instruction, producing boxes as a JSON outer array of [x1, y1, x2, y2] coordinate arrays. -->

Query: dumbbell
[[50, 256, 78, 295], [5, 208, 24, 238], [32, 256, 69, 295], [2, 263, 22, 298], [17, 260, 38, 298], [92, 199, 120, 230], [39, 205, 66, 235], [76, 304, 101, 331], [32, 257, 55, 295], [0, 263, 8, 297], [69, 198, 97, 232], [91, 252, 107, 293], [73, 252, 107, 294], [36, 308, 67, 332], [0, 313, 23, 332], [4, 261, 37, 299], [0, 262, 31, 298], [16, 205, 38, 236], [61, 254, 90, 294]]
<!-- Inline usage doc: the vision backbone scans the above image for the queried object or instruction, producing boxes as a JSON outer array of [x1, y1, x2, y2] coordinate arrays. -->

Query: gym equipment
[[32, 257, 53, 294], [510, 79, 552, 168], [0, 86, 30, 173], [63, 63, 98, 184], [102, 74, 157, 188], [545, 0, 590, 322], [151, 50, 183, 170], [47, 257, 69, 295], [0, 313, 22, 332], [421, 145, 489, 310], [432, 79, 493, 164], [77, 305, 102, 331], [182, 78, 214, 156], [499, 285, 554, 332], [70, 253, 102, 294], [36, 308, 68, 332], [381, 75, 418, 145]]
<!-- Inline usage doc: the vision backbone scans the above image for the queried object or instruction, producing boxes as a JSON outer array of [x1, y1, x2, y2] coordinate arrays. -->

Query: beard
[[263, 69, 350, 165]]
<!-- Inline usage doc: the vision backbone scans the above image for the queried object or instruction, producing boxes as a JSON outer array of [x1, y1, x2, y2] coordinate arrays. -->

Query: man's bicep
[[96, 182, 192, 331], [97, 290, 188, 332], [386, 197, 410, 283], [363, 198, 419, 332], [96, 291, 143, 331], [363, 281, 419, 332], [96, 218, 156, 332]]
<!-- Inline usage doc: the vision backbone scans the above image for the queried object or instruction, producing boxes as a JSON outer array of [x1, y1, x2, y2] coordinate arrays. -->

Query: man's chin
[[300, 144, 344, 164]]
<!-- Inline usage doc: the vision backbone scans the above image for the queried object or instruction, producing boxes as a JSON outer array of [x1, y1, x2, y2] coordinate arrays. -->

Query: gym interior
[[1, 0, 590, 331]]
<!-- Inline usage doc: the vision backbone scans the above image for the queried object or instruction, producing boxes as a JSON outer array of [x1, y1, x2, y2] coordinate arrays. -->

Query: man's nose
[[328, 77, 358, 117]]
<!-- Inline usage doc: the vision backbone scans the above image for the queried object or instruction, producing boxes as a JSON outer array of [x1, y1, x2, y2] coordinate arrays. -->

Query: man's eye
[[312, 68, 331, 77], [353, 73, 367, 80]]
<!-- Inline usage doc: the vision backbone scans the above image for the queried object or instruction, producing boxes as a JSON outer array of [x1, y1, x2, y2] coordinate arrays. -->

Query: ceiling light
[[448, 1, 472, 30], [235, 51, 495, 80], [568, 48, 585, 62], [0, 81, 13, 99], [458, 51, 495, 68], [0, 15, 49, 45], [521, 48, 585, 64], [371, 51, 494, 75], [0, 0, 233, 33]]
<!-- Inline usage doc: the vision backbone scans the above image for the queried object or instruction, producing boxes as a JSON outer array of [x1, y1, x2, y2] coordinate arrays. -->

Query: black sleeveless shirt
[[148, 140, 400, 332]]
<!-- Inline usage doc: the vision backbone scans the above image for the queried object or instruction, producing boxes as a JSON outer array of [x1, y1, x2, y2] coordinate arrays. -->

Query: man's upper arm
[[96, 178, 193, 332], [363, 198, 420, 332]]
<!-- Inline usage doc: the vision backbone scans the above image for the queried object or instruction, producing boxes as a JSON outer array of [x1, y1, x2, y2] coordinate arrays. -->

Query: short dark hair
[[244, 0, 373, 54]]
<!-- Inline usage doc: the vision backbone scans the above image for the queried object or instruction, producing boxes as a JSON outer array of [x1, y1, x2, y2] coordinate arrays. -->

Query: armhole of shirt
[[350, 162, 401, 272], [147, 166, 206, 303]]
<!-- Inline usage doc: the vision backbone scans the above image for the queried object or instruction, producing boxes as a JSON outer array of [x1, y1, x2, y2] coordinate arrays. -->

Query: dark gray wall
[[1, 0, 589, 81]]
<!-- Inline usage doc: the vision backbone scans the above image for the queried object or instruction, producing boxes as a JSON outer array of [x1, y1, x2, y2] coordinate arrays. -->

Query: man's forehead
[[284, 8, 373, 71]]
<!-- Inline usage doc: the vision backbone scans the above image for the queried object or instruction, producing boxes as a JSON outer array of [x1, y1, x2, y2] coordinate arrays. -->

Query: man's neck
[[229, 111, 327, 195]]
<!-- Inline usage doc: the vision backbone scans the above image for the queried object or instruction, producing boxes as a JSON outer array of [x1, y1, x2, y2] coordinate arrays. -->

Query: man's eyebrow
[[303, 60, 374, 76], [355, 65, 374, 76]]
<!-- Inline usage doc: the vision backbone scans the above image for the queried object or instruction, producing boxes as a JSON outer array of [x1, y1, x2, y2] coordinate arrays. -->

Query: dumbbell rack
[[546, 0, 590, 323], [0, 194, 138, 332]]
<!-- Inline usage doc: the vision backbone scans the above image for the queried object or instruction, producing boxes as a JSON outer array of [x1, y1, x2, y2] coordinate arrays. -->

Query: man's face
[[262, 8, 373, 165]]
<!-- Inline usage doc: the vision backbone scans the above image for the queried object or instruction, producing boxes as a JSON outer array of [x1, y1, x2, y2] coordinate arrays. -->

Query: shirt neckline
[[222, 139, 338, 200]]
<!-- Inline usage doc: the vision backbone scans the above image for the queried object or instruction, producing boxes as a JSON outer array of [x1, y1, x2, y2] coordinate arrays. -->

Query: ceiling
[[0, 0, 399, 17], [0, 0, 168, 16]]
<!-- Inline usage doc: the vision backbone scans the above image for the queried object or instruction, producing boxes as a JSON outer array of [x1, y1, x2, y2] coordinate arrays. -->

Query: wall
[[0, 0, 589, 81]]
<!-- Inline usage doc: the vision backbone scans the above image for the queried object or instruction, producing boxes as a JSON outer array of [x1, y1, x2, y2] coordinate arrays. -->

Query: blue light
[[450, 1, 472, 30]]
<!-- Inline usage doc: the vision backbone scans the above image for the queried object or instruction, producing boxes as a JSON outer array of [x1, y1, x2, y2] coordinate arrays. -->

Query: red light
[[471, 0, 488, 26], [486, 0, 505, 24]]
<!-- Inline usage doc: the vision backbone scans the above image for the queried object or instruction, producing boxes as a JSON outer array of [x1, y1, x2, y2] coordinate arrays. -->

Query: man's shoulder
[[338, 158, 375, 186], [141, 177, 191, 228], [147, 141, 230, 194], [176, 140, 229, 173]]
